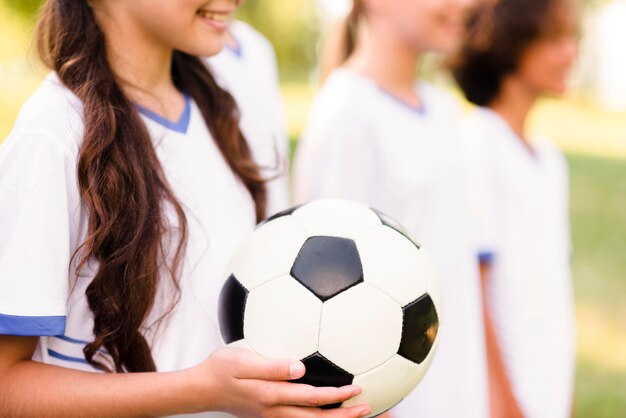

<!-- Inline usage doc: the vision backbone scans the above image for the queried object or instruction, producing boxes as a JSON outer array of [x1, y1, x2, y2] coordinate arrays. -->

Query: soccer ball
[[218, 199, 441, 417]]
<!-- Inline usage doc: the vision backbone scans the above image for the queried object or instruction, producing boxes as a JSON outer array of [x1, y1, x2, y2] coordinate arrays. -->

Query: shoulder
[[536, 136, 569, 176], [300, 71, 379, 156], [8, 73, 84, 155], [463, 107, 496, 137], [309, 70, 378, 126], [230, 20, 275, 58], [462, 108, 498, 147], [419, 82, 462, 117], [0, 74, 83, 191], [209, 20, 280, 88]]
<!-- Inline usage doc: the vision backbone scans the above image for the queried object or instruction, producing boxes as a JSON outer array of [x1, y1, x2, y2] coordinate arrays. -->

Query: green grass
[[567, 153, 626, 418], [576, 359, 626, 418], [569, 154, 626, 311]]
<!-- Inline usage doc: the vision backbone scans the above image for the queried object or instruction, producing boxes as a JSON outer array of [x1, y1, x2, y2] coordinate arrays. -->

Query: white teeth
[[212, 14, 228, 22], [198, 10, 230, 22]]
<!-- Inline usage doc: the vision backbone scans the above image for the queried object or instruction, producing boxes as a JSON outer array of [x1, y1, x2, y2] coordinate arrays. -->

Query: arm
[[0, 336, 371, 418], [479, 263, 524, 418]]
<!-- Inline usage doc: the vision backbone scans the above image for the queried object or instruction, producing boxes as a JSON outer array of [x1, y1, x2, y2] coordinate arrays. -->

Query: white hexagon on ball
[[291, 199, 382, 239], [356, 225, 431, 307], [244, 275, 322, 360], [343, 354, 432, 417], [318, 283, 402, 375], [232, 216, 307, 291]]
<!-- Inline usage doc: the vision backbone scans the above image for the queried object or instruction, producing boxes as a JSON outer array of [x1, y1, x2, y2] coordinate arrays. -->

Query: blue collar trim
[[137, 94, 192, 134], [377, 86, 426, 116], [227, 37, 243, 58]]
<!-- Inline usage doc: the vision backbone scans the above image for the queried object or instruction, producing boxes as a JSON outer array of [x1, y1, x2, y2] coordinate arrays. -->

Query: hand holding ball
[[219, 199, 441, 417]]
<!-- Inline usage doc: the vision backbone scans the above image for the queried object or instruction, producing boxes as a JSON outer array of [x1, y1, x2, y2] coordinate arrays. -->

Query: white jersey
[[207, 20, 290, 216], [294, 69, 489, 418], [463, 108, 576, 418], [0, 74, 256, 417]]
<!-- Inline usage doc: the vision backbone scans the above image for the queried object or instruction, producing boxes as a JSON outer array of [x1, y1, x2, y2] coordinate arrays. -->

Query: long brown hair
[[320, 0, 363, 82], [36, 0, 266, 372]]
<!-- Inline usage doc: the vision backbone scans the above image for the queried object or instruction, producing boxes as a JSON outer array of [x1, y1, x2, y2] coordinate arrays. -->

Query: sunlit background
[[0, 0, 624, 416]]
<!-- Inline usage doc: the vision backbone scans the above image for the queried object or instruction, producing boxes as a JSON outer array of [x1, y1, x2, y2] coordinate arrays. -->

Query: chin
[[182, 40, 227, 58], [542, 85, 567, 97], [429, 41, 458, 55], [549, 81, 568, 94], [432, 33, 462, 55], [202, 43, 227, 57]]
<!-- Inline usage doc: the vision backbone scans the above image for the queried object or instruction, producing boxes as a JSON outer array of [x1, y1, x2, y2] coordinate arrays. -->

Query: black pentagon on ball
[[398, 294, 439, 364], [218, 275, 248, 344], [292, 352, 354, 409], [371, 208, 420, 250], [259, 204, 303, 226], [290, 236, 363, 301]]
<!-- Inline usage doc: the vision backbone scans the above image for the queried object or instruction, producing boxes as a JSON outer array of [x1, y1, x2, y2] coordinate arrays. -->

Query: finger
[[270, 382, 363, 408], [320, 404, 372, 418], [228, 349, 305, 381], [268, 404, 372, 418]]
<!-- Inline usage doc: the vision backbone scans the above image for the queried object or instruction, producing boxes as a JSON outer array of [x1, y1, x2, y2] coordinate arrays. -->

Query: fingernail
[[358, 406, 371, 417], [289, 361, 305, 379], [351, 386, 362, 396]]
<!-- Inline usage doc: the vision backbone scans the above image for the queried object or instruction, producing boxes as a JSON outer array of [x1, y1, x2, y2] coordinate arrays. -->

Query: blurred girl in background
[[294, 0, 488, 417], [451, 0, 579, 417], [208, 18, 291, 217]]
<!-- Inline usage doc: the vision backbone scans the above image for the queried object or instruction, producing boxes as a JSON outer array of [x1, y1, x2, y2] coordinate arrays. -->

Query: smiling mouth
[[197, 9, 233, 22]]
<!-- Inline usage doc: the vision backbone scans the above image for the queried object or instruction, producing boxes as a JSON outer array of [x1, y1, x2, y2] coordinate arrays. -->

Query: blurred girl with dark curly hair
[[451, 0, 579, 416]]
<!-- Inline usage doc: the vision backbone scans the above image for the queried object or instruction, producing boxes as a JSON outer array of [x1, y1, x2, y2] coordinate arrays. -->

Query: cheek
[[133, 0, 228, 56], [389, 3, 443, 50], [131, 1, 194, 38], [519, 46, 573, 92], [411, 0, 466, 52]]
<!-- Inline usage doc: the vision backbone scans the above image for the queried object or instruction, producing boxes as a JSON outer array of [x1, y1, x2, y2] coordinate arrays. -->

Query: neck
[[94, 6, 178, 103], [488, 77, 538, 142], [346, 23, 420, 106]]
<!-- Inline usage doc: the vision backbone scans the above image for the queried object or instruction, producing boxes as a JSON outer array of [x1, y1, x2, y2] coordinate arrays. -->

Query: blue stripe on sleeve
[[47, 349, 90, 365], [0, 313, 66, 336], [478, 251, 495, 264], [55, 334, 90, 345]]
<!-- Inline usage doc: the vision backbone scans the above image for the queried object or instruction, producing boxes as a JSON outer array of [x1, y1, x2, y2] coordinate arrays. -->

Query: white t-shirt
[[207, 20, 290, 216], [294, 69, 489, 418], [0, 74, 256, 417], [463, 108, 576, 418]]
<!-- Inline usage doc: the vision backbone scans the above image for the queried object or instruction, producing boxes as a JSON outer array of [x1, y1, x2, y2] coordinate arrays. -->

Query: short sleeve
[[0, 132, 75, 336], [462, 122, 500, 263], [294, 112, 377, 205]]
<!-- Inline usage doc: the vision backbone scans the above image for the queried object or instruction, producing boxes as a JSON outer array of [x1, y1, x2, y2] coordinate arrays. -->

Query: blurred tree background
[[3, 0, 40, 15], [1, 0, 625, 416]]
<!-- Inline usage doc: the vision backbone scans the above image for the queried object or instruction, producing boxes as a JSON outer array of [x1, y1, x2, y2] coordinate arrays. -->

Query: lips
[[197, 9, 232, 22], [197, 8, 233, 31]]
